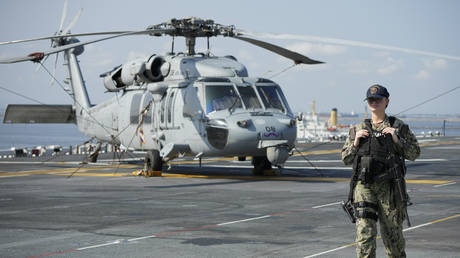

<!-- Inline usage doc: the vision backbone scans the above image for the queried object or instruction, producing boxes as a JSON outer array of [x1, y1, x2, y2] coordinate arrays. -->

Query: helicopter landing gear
[[88, 142, 102, 163], [252, 156, 277, 176], [144, 150, 163, 177]]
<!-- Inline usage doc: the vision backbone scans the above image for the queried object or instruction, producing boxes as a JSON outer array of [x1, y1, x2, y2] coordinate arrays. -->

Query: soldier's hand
[[382, 127, 399, 143], [382, 127, 396, 136], [353, 129, 369, 147]]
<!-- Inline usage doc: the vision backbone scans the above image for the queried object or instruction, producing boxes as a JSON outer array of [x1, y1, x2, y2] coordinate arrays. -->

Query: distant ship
[[296, 101, 349, 142]]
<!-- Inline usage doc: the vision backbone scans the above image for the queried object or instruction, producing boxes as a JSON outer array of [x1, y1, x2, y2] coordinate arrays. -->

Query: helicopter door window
[[205, 85, 242, 114], [237, 86, 262, 110], [130, 93, 143, 124], [256, 86, 285, 113], [160, 92, 167, 124], [142, 93, 153, 124], [167, 91, 175, 124]]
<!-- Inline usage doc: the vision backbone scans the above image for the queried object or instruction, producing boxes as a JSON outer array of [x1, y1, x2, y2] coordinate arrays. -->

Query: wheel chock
[[132, 170, 162, 177], [145, 170, 162, 177]]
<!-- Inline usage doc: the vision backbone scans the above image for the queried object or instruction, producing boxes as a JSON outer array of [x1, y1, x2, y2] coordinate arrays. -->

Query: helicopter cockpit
[[201, 80, 292, 116]]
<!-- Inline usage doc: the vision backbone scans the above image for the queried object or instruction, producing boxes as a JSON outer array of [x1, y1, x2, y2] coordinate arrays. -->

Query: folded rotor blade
[[58, 0, 68, 32], [0, 55, 38, 64], [63, 8, 83, 34], [35, 55, 50, 72], [0, 31, 134, 46], [232, 35, 324, 65], [0, 30, 153, 64], [50, 52, 59, 85]]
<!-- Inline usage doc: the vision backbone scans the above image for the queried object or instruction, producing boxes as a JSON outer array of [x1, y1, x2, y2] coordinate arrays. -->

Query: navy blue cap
[[366, 84, 389, 100]]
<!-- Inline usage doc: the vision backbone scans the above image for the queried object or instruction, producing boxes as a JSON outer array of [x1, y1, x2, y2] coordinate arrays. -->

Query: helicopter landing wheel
[[144, 150, 163, 176], [252, 156, 272, 176]]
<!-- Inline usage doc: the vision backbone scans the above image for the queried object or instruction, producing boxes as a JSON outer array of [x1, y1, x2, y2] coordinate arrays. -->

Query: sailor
[[341, 84, 420, 258]]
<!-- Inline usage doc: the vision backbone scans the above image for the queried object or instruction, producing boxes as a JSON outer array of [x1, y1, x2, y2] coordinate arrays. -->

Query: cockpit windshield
[[237, 86, 262, 109], [204, 84, 289, 114], [256, 85, 285, 112], [206, 85, 242, 113]]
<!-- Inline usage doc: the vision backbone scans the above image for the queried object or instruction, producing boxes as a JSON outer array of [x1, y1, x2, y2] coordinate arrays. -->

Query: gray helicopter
[[0, 10, 323, 175]]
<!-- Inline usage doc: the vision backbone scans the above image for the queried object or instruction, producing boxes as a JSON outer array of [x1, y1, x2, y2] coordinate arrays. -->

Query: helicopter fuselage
[[80, 53, 297, 165]]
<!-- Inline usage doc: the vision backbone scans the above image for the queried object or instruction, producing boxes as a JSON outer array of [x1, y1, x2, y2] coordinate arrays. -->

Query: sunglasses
[[367, 98, 384, 104]]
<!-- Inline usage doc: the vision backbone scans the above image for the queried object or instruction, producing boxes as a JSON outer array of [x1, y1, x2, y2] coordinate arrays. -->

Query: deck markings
[[27, 201, 334, 257], [303, 214, 460, 258], [433, 181, 457, 188], [28, 196, 460, 258], [2, 165, 454, 185]]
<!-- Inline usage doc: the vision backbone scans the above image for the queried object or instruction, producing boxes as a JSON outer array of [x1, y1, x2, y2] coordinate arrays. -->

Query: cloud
[[423, 58, 447, 70], [346, 60, 371, 74], [416, 70, 430, 80], [285, 42, 347, 56], [415, 58, 447, 80], [377, 57, 404, 75]]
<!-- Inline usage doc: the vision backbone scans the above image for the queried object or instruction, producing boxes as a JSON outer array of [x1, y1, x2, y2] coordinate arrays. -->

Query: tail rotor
[[35, 0, 82, 86]]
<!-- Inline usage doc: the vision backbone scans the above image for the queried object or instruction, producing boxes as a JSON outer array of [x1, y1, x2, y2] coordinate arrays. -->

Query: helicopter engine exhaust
[[102, 55, 167, 91]]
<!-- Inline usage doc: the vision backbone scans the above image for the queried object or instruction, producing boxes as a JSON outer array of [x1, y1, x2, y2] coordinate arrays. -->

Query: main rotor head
[[146, 17, 237, 55], [146, 17, 237, 38]]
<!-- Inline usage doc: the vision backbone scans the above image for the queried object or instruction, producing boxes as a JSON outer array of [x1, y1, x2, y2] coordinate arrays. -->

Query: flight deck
[[0, 137, 459, 257]]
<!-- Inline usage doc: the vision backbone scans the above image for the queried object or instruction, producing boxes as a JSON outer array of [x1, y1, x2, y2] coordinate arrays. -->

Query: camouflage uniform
[[342, 115, 420, 258]]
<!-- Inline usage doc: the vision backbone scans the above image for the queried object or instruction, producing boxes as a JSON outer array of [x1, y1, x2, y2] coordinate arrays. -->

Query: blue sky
[[1, 0, 459, 115]]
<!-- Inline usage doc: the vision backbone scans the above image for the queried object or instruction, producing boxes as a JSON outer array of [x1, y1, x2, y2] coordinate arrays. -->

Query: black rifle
[[390, 158, 412, 227]]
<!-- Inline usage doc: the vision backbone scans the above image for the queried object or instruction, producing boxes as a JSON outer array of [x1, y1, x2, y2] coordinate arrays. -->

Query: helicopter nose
[[254, 117, 296, 166]]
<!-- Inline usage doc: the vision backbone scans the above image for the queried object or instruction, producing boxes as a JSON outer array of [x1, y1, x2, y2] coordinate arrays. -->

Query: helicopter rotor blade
[[0, 30, 156, 64], [58, 0, 68, 32], [232, 35, 324, 65], [50, 52, 59, 85], [63, 8, 83, 35], [0, 31, 134, 46], [34, 54, 50, 72]]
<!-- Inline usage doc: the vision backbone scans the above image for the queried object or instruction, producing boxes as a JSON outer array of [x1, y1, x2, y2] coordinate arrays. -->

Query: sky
[[0, 0, 459, 116]]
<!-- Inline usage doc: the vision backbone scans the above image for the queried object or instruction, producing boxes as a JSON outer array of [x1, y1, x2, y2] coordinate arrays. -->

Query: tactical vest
[[352, 117, 397, 185]]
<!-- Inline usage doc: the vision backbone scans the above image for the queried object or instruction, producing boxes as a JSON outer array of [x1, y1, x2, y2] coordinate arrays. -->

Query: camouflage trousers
[[354, 180, 406, 258]]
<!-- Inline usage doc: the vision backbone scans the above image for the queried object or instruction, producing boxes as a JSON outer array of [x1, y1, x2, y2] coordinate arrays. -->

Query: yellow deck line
[[0, 164, 139, 177], [419, 140, 460, 147], [294, 149, 342, 156], [50, 171, 453, 184], [57, 173, 132, 177], [161, 174, 352, 182], [305, 213, 460, 257], [430, 214, 460, 224], [296, 139, 460, 158], [1, 166, 454, 185]]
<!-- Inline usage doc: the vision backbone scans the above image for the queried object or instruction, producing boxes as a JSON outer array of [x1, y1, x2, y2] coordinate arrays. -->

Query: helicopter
[[0, 6, 324, 176]]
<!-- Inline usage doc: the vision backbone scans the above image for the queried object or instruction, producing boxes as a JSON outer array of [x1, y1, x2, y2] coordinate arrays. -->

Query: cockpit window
[[206, 85, 242, 113], [256, 85, 285, 112], [237, 86, 262, 109]]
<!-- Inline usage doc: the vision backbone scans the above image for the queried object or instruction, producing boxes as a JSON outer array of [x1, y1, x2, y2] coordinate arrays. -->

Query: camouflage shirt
[[341, 115, 420, 165]]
